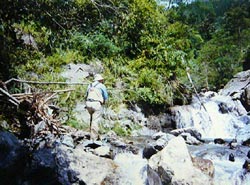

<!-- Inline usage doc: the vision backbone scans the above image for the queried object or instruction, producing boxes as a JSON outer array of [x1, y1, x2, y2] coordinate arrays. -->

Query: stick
[[0, 87, 20, 105], [5, 78, 89, 85], [186, 69, 212, 122]]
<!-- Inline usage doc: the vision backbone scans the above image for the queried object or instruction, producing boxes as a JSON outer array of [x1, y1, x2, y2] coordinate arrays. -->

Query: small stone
[[229, 153, 235, 162]]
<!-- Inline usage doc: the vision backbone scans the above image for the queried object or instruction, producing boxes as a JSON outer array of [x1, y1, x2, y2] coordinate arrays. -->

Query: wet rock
[[219, 70, 250, 111], [110, 139, 127, 149], [146, 165, 162, 185], [143, 145, 158, 159], [228, 139, 237, 149], [149, 136, 213, 185], [229, 153, 235, 162], [218, 102, 232, 113], [180, 132, 202, 145], [192, 157, 214, 177], [239, 115, 250, 125], [214, 138, 226, 144], [154, 137, 168, 150], [157, 166, 173, 185], [243, 159, 250, 172], [242, 138, 250, 146], [247, 150, 250, 159], [243, 86, 250, 111], [151, 131, 166, 140], [147, 116, 163, 131], [171, 127, 203, 142], [67, 169, 80, 183]]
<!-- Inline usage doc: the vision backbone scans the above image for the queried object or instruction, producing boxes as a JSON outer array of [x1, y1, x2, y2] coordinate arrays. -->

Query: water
[[113, 92, 250, 184], [188, 144, 250, 185], [170, 92, 250, 184], [174, 93, 248, 141]]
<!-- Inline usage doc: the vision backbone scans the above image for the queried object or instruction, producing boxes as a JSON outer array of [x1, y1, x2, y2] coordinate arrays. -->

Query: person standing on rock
[[85, 74, 108, 139]]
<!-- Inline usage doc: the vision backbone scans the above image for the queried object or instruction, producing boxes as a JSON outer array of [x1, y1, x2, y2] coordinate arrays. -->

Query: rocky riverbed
[[1, 66, 250, 185]]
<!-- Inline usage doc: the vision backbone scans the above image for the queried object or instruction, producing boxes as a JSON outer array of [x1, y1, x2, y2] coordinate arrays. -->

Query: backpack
[[86, 82, 104, 103]]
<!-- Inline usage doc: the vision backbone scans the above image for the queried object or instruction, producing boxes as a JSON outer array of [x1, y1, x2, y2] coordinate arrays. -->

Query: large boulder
[[0, 131, 28, 184], [219, 70, 250, 111], [56, 144, 117, 185], [149, 136, 213, 185]]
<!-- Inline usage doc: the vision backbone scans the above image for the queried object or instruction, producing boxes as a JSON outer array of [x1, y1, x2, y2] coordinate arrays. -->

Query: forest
[[0, 0, 250, 118]]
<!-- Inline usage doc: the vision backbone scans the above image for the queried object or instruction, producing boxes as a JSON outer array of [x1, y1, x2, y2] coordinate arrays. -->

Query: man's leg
[[86, 101, 102, 139], [91, 102, 102, 139]]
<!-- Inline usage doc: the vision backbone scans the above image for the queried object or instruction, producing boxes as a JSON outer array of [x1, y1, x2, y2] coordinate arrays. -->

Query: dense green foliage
[[0, 0, 250, 115]]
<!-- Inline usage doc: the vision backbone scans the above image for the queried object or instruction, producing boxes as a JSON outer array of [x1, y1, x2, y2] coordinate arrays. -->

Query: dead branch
[[0, 87, 70, 139], [0, 87, 20, 106], [5, 78, 89, 85]]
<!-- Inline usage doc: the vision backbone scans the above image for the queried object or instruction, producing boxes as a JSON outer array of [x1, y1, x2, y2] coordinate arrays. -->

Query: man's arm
[[100, 84, 108, 104]]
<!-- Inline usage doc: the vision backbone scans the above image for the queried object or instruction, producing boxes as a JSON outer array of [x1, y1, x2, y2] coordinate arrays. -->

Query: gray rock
[[219, 70, 250, 111], [149, 136, 213, 185], [61, 135, 75, 148]]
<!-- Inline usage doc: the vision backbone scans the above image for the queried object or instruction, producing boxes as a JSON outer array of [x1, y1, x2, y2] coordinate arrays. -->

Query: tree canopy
[[0, 0, 250, 112]]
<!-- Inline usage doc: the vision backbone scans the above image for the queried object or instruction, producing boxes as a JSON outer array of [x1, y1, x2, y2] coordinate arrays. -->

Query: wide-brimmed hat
[[94, 74, 104, 81]]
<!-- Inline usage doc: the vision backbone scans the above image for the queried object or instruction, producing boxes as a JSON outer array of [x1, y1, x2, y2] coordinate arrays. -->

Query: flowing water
[[174, 92, 250, 184], [113, 92, 250, 184]]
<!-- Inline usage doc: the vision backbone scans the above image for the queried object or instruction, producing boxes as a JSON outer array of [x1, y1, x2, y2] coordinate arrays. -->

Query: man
[[85, 74, 108, 139]]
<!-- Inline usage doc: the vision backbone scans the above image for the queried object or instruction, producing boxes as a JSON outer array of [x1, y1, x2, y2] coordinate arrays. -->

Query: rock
[[239, 115, 250, 125], [228, 139, 237, 149], [147, 115, 163, 131], [61, 134, 75, 148], [219, 70, 250, 111], [82, 140, 102, 149], [192, 157, 214, 177], [242, 85, 250, 111], [151, 131, 166, 140], [247, 150, 250, 159], [214, 138, 226, 144], [0, 131, 28, 184], [171, 127, 203, 141], [71, 130, 90, 143], [149, 136, 213, 185], [180, 132, 203, 145], [56, 144, 116, 185], [94, 145, 111, 158], [154, 137, 168, 150], [243, 159, 250, 172], [27, 147, 59, 184], [143, 145, 158, 159], [114, 152, 148, 184], [146, 165, 162, 185], [229, 153, 235, 162], [234, 169, 250, 184], [34, 121, 47, 135], [242, 138, 250, 146]]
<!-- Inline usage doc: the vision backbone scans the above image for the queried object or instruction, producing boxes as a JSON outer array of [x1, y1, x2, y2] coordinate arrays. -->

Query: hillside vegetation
[[0, 0, 250, 115]]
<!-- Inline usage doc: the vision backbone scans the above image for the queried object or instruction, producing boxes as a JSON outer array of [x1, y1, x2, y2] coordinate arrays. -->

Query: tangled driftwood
[[0, 84, 74, 139]]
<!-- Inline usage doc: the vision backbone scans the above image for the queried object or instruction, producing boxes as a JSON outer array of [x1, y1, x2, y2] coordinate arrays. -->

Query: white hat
[[94, 74, 104, 81]]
